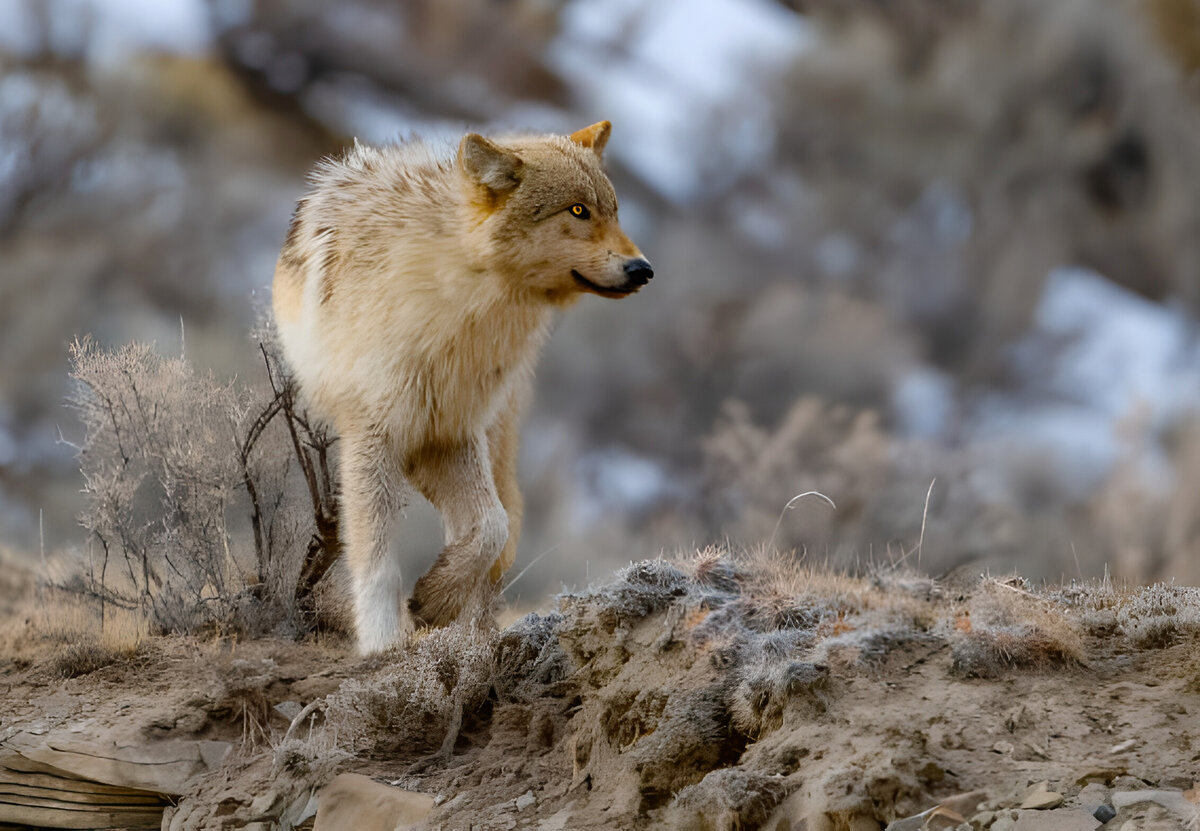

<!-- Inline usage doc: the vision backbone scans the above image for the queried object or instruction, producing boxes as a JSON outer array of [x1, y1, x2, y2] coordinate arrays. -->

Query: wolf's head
[[458, 121, 653, 304]]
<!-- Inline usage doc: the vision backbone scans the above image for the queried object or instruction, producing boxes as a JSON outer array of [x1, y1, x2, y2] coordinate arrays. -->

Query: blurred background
[[4, 0, 1200, 605]]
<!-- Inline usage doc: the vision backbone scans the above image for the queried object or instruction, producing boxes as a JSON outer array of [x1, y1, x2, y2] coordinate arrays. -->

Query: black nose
[[624, 257, 654, 286]]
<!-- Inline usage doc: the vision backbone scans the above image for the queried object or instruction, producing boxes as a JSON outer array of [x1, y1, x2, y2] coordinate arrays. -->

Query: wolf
[[272, 121, 652, 653]]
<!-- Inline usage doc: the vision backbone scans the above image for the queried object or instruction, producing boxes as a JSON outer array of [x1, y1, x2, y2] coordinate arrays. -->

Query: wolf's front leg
[[408, 434, 508, 628], [341, 431, 411, 654]]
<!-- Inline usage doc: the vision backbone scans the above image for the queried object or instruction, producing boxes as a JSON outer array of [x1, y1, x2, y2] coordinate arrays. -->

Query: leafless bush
[[65, 324, 339, 636]]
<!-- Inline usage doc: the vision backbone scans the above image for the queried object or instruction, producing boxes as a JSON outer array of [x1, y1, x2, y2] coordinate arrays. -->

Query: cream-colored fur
[[272, 122, 651, 653]]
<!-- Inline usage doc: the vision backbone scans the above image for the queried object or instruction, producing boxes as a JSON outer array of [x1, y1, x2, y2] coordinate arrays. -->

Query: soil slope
[[2, 551, 1199, 830]]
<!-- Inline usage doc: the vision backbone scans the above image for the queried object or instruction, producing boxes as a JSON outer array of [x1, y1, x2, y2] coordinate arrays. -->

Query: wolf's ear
[[459, 134, 523, 193], [569, 121, 611, 158]]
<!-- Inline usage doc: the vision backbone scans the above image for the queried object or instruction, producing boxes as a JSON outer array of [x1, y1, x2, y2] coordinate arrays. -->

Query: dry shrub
[[950, 578, 1083, 677], [1113, 583, 1200, 649], [1055, 576, 1200, 648], [323, 625, 494, 757], [700, 397, 1030, 577], [64, 324, 339, 638]]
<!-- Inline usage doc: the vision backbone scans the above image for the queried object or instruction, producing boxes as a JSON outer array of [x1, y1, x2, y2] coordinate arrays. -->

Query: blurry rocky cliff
[[4, 0, 1200, 592]]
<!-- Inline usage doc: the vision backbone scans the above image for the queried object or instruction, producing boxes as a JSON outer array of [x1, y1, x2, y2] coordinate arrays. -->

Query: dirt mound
[[2, 551, 1198, 829]]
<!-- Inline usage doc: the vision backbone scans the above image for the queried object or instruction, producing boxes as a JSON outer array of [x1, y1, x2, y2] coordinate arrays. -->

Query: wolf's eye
[[569, 203, 590, 219]]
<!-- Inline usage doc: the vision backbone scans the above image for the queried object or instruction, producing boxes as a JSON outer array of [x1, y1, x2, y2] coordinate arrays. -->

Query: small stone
[[273, 701, 303, 722], [1019, 781, 1064, 810], [1108, 739, 1136, 754], [434, 793, 447, 807], [515, 790, 536, 812], [939, 790, 987, 817], [882, 813, 924, 830], [1093, 805, 1116, 823], [249, 789, 281, 816], [971, 810, 996, 827], [198, 739, 233, 770], [992, 740, 1015, 755], [1077, 783, 1109, 806], [1075, 769, 1124, 787]]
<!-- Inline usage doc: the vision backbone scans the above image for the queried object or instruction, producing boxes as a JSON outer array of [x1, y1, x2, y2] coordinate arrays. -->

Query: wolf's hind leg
[[341, 431, 410, 654], [409, 435, 508, 628]]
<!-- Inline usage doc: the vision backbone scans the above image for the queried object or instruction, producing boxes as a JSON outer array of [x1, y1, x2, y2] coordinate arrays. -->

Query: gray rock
[[515, 790, 537, 811], [1111, 789, 1197, 822], [1020, 781, 1064, 810], [313, 773, 434, 831], [1012, 808, 1100, 829], [272, 700, 303, 722], [248, 788, 280, 816], [1076, 783, 1109, 807]]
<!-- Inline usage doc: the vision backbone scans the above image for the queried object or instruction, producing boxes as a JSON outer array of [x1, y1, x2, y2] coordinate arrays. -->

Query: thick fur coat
[[272, 122, 651, 652]]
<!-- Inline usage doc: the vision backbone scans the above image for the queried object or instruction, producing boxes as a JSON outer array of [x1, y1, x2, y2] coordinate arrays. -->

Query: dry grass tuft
[[950, 578, 1084, 677], [323, 624, 495, 757], [51, 639, 140, 679]]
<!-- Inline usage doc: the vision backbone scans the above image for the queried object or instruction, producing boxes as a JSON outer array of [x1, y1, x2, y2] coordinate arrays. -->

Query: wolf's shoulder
[[308, 136, 458, 192]]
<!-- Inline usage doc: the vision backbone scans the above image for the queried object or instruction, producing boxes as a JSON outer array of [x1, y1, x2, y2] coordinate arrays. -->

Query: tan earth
[[2, 550, 1199, 830]]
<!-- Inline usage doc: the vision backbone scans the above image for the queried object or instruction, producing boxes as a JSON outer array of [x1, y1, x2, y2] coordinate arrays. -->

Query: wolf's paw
[[408, 579, 462, 629], [355, 615, 412, 656]]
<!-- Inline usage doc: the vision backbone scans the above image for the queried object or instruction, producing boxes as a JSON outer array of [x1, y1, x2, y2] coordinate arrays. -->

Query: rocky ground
[[2, 549, 1199, 830]]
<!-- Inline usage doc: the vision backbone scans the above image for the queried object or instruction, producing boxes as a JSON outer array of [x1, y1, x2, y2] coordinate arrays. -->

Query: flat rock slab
[[2, 726, 230, 794], [0, 756, 165, 830], [0, 727, 232, 829]]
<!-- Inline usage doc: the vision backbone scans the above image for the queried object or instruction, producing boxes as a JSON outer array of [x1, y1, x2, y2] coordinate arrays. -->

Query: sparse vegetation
[[5, 1, 1200, 828], [63, 324, 340, 638]]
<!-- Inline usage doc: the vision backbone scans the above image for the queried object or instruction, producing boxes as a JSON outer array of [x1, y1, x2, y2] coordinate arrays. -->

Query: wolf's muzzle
[[623, 257, 654, 287]]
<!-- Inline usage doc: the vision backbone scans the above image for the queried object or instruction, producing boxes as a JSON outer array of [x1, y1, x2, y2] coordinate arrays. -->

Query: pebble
[[515, 790, 536, 812], [273, 701, 302, 722], [1093, 805, 1116, 823], [1108, 739, 1136, 754], [992, 740, 1015, 754], [1020, 781, 1064, 810], [1077, 783, 1109, 806], [249, 789, 281, 815], [971, 810, 996, 826], [1075, 768, 1125, 786]]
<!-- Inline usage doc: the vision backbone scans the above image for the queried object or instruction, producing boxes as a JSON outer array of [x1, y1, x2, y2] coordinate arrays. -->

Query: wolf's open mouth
[[571, 269, 640, 297]]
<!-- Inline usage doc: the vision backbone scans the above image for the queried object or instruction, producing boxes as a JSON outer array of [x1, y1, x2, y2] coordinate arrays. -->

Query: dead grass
[[0, 549, 151, 673], [949, 577, 1084, 677]]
